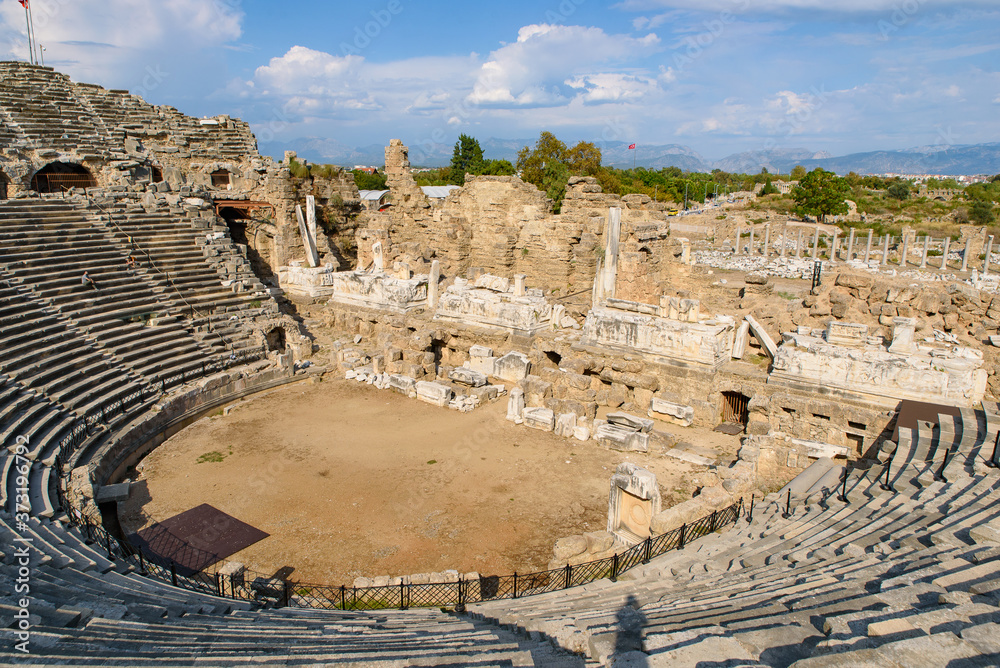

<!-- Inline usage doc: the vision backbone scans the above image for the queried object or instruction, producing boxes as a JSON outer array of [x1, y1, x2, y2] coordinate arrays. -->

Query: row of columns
[[733, 225, 995, 274]]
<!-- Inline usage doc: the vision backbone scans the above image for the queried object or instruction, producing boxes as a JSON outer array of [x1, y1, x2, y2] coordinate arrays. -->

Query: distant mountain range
[[260, 137, 1000, 177]]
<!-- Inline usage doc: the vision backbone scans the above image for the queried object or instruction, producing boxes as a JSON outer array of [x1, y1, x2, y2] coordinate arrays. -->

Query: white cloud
[[618, 0, 993, 13], [466, 24, 661, 107], [0, 0, 243, 90]]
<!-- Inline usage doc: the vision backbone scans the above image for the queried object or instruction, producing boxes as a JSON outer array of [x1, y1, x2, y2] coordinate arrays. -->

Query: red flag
[[628, 144, 636, 150], [19, 0, 28, 7]]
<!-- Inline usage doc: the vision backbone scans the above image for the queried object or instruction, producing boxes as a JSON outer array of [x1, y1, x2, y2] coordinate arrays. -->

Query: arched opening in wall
[[265, 327, 286, 352], [211, 169, 232, 188], [0, 171, 9, 200], [218, 204, 277, 285], [720, 391, 750, 430], [30, 162, 97, 193], [151, 166, 163, 183]]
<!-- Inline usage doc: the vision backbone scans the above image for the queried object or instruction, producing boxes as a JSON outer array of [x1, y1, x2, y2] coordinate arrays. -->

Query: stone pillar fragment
[[796, 229, 803, 258], [941, 237, 950, 270], [962, 238, 972, 272], [763, 225, 771, 258], [888, 317, 917, 354], [780, 232, 786, 257], [513, 274, 526, 297], [900, 232, 909, 267], [847, 228, 855, 261], [830, 230, 839, 262], [865, 229, 873, 264], [985, 235, 994, 276], [603, 207, 621, 300], [295, 204, 319, 268], [749, 226, 755, 256], [812, 227, 820, 259], [920, 236, 930, 268], [427, 260, 441, 308], [882, 235, 890, 266], [734, 225, 741, 254]]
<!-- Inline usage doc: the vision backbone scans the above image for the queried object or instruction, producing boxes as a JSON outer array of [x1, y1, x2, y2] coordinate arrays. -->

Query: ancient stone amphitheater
[[2, 61, 1000, 667]]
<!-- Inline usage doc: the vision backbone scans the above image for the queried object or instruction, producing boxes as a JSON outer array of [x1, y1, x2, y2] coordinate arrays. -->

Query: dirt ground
[[118, 377, 741, 587]]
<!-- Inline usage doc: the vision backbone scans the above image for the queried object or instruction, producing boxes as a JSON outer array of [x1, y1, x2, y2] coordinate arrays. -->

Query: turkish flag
[[628, 144, 636, 150], [19, 0, 28, 7]]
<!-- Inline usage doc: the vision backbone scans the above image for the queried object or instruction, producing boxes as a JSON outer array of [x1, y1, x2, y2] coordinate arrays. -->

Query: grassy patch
[[427, 460, 437, 465], [196, 451, 226, 464]]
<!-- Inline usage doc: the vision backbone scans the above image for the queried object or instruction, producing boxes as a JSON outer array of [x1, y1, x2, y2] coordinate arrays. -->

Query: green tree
[[887, 182, 911, 201], [970, 199, 996, 226], [448, 134, 485, 185], [760, 177, 779, 196], [353, 170, 387, 190], [790, 165, 807, 180], [565, 141, 602, 176], [516, 131, 572, 211], [791, 168, 850, 223], [480, 159, 516, 176]]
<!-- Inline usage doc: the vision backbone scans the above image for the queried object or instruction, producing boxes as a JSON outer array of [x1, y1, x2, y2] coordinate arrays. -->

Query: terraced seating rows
[[469, 408, 1000, 666], [0, 510, 592, 666]]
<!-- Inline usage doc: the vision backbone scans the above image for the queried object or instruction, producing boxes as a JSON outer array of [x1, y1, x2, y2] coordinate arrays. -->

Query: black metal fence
[[57, 496, 744, 612]]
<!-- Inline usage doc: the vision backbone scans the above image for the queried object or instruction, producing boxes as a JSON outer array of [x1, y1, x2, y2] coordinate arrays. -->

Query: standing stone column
[[847, 228, 856, 261], [779, 231, 786, 257], [734, 225, 741, 254], [513, 274, 526, 297], [830, 229, 839, 262], [865, 229, 873, 264], [796, 230, 803, 258], [962, 238, 972, 272], [985, 235, 994, 276], [749, 226, 755, 256], [427, 260, 441, 308], [900, 232, 910, 267], [941, 237, 950, 270], [763, 225, 771, 258], [882, 235, 890, 266], [920, 236, 930, 268], [812, 227, 820, 259], [603, 207, 621, 299]]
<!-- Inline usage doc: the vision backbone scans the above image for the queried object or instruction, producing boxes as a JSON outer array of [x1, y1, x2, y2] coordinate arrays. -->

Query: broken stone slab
[[95, 482, 130, 504], [573, 426, 591, 441], [466, 356, 496, 376], [415, 381, 452, 407], [789, 438, 851, 459], [448, 367, 487, 387], [607, 411, 654, 433], [523, 407, 555, 432], [990, 335, 1000, 348], [594, 423, 649, 452], [554, 413, 577, 438], [506, 387, 525, 423], [492, 351, 531, 382], [665, 449, 714, 466], [745, 314, 777, 359], [732, 319, 750, 359], [649, 398, 694, 427], [388, 374, 417, 398], [970, 519, 1000, 546], [468, 344, 493, 358]]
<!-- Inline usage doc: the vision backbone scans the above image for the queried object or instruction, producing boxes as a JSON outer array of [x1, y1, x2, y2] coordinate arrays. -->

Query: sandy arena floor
[[119, 377, 736, 586]]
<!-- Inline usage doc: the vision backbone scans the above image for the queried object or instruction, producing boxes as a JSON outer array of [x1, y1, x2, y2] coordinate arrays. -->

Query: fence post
[[710, 510, 718, 533], [283, 581, 292, 608], [678, 524, 687, 550], [83, 517, 94, 543], [642, 536, 652, 564], [748, 495, 755, 523], [138, 550, 146, 575], [611, 552, 619, 582], [936, 450, 950, 483], [170, 561, 178, 587], [782, 489, 792, 519], [400, 581, 407, 610], [513, 572, 518, 599], [457, 577, 466, 613], [838, 468, 850, 504], [340, 585, 346, 611], [104, 532, 114, 560], [880, 460, 894, 492], [215, 572, 223, 597]]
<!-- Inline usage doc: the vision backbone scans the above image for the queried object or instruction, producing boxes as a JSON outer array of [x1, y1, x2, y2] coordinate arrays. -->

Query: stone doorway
[[721, 391, 750, 428], [31, 162, 97, 193], [265, 327, 286, 352], [219, 204, 276, 285], [0, 171, 8, 200]]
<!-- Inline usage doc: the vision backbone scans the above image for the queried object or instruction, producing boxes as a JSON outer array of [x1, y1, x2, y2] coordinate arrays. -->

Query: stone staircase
[[0, 510, 592, 666], [467, 407, 1000, 666]]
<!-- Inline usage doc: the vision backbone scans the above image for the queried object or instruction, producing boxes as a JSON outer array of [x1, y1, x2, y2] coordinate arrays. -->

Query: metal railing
[[54, 494, 744, 612]]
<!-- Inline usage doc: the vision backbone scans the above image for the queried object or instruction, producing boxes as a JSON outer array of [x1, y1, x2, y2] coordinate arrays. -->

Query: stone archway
[[30, 162, 97, 193], [217, 200, 277, 284], [0, 170, 9, 200], [265, 327, 286, 352]]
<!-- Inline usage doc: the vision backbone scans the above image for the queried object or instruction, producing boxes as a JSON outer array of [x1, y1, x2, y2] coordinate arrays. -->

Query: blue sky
[[0, 0, 997, 160]]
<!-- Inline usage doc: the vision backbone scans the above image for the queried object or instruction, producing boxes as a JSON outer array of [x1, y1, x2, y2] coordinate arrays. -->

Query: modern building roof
[[358, 189, 390, 201], [421, 185, 460, 199]]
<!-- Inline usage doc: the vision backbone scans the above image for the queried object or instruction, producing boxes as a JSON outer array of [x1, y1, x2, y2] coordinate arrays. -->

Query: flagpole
[[27, 1, 40, 66], [23, 1, 35, 65]]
